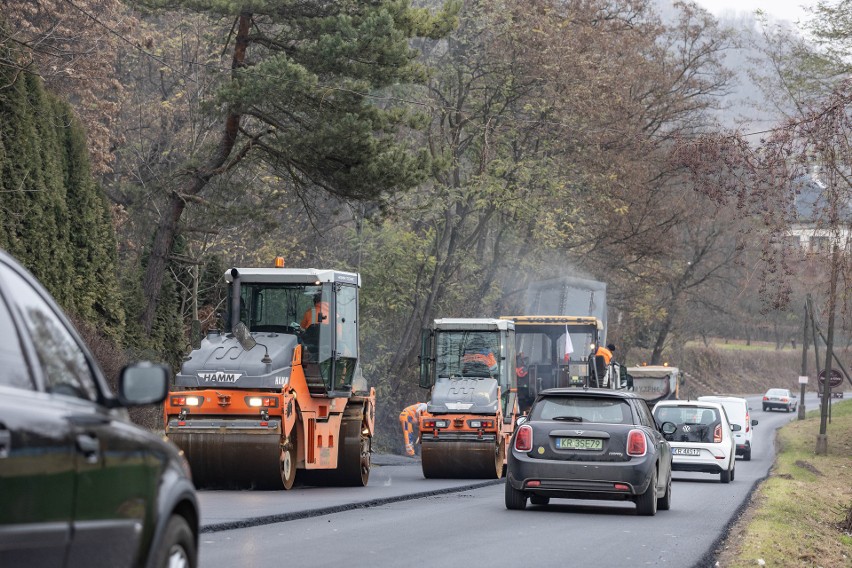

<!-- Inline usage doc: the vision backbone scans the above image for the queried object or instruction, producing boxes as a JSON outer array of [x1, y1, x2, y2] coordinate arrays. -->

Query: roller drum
[[421, 440, 503, 479], [169, 432, 283, 489]]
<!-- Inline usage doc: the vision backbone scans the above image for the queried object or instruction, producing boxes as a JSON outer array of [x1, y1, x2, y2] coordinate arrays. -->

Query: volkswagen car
[[0, 249, 199, 567], [505, 388, 675, 516], [653, 400, 737, 483]]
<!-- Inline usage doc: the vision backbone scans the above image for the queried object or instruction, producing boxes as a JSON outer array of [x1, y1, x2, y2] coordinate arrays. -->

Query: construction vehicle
[[626, 365, 680, 405], [500, 315, 628, 413], [163, 262, 375, 489], [417, 318, 519, 478]]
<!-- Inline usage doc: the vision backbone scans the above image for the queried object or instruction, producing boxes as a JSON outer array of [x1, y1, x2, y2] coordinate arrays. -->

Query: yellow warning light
[[274, 257, 285, 268]]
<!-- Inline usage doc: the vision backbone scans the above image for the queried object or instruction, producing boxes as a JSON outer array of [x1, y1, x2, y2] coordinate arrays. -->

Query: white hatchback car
[[653, 401, 737, 483], [698, 396, 758, 461]]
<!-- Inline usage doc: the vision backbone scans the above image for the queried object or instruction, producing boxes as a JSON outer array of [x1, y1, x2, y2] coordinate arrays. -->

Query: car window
[[654, 405, 721, 443], [0, 290, 34, 390], [532, 396, 632, 424], [0, 263, 97, 400]]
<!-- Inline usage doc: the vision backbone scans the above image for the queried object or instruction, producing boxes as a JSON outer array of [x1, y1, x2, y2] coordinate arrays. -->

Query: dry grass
[[714, 401, 852, 567]]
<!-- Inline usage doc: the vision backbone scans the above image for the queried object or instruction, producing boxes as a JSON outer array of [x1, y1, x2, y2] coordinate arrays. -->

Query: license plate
[[672, 448, 700, 456], [556, 437, 602, 450]]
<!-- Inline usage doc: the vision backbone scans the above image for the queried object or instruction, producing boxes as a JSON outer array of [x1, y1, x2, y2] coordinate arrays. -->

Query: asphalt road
[[196, 391, 840, 568]]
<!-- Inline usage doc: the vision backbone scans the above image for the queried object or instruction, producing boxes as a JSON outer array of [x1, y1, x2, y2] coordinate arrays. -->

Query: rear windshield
[[766, 389, 789, 396], [531, 396, 632, 425], [654, 406, 720, 443]]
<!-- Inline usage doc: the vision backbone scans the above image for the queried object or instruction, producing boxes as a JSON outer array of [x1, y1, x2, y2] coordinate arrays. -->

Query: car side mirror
[[731, 423, 742, 431], [751, 419, 759, 427], [118, 362, 171, 406], [660, 421, 677, 435]]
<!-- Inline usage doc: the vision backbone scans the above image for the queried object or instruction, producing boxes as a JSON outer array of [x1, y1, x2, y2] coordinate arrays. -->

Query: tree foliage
[[0, 50, 125, 340]]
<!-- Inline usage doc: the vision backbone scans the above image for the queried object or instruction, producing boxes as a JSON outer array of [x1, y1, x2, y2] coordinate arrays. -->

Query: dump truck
[[626, 365, 680, 405], [417, 318, 519, 478], [163, 262, 375, 489]]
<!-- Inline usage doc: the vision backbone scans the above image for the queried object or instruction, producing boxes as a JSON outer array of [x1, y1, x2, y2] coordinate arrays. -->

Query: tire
[[280, 435, 296, 490], [743, 446, 751, 462], [720, 466, 732, 484], [762, 405, 768, 412], [657, 472, 672, 511], [730, 464, 735, 481], [505, 479, 527, 510], [153, 515, 196, 568], [530, 495, 550, 506], [635, 469, 658, 516]]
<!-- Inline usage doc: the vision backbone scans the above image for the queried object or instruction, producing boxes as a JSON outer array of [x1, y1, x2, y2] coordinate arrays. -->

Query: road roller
[[164, 261, 375, 489], [417, 318, 519, 479]]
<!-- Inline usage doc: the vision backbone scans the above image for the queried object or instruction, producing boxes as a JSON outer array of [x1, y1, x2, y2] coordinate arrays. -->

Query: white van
[[697, 396, 758, 461]]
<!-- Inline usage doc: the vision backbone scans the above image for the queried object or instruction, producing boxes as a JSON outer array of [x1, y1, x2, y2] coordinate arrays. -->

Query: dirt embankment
[[632, 346, 809, 399]]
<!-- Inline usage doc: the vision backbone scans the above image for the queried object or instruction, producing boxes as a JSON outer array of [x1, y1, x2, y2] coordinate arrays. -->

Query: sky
[[693, 0, 821, 24]]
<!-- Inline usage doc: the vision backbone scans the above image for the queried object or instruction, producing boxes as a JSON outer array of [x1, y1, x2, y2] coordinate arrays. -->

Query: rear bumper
[[507, 449, 656, 499], [671, 461, 725, 474], [763, 402, 792, 410]]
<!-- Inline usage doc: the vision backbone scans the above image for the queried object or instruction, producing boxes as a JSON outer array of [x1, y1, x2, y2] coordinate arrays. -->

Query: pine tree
[[136, 0, 459, 333]]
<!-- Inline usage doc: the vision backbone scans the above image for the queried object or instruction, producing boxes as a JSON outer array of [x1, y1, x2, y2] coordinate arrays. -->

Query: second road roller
[[417, 318, 519, 478], [164, 260, 375, 489]]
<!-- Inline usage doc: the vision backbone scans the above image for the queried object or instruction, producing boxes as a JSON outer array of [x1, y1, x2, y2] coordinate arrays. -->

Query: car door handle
[[0, 429, 10, 459], [76, 433, 101, 464]]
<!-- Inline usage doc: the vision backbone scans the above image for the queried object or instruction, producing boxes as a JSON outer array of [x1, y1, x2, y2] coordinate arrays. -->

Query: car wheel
[[530, 495, 550, 506], [731, 464, 735, 481], [763, 405, 768, 412], [154, 515, 197, 568], [720, 466, 732, 484], [635, 469, 658, 516], [657, 472, 672, 511], [505, 479, 527, 510], [743, 446, 751, 462]]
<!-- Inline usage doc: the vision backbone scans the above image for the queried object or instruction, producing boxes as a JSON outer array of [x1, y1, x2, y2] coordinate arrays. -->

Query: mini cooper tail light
[[626, 429, 646, 457], [714, 424, 723, 443], [515, 425, 533, 452]]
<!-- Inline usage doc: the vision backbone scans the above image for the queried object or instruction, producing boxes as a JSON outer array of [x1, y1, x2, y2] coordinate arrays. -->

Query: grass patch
[[716, 400, 852, 567]]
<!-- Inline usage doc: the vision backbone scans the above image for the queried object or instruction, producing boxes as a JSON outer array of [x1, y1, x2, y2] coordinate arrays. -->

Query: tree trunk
[[139, 13, 250, 334], [650, 310, 674, 365]]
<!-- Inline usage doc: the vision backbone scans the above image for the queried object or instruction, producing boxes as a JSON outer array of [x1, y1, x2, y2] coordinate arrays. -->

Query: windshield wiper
[[552, 416, 583, 422]]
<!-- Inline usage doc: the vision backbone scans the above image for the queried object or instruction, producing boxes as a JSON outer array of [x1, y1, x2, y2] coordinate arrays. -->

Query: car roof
[[697, 395, 746, 402], [538, 388, 642, 400], [654, 400, 725, 410]]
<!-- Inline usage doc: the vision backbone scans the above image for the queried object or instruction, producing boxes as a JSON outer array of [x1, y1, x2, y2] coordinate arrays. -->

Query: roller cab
[[418, 319, 518, 479], [164, 264, 374, 490]]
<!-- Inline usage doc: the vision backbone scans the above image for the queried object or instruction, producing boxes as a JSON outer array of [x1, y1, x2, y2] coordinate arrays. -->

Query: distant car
[[762, 388, 797, 412], [505, 388, 675, 516], [653, 400, 737, 483], [0, 249, 199, 568], [698, 396, 758, 461]]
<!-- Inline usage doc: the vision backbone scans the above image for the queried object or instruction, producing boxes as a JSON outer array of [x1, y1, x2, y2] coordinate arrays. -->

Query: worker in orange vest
[[300, 292, 329, 329], [399, 402, 427, 456], [593, 343, 615, 366]]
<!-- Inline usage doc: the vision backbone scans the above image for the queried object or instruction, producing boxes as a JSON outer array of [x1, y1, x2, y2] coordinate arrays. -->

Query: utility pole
[[798, 301, 809, 420], [816, 241, 840, 455]]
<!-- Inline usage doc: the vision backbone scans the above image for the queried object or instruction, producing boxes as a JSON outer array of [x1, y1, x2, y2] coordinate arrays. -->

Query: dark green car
[[0, 249, 198, 567]]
